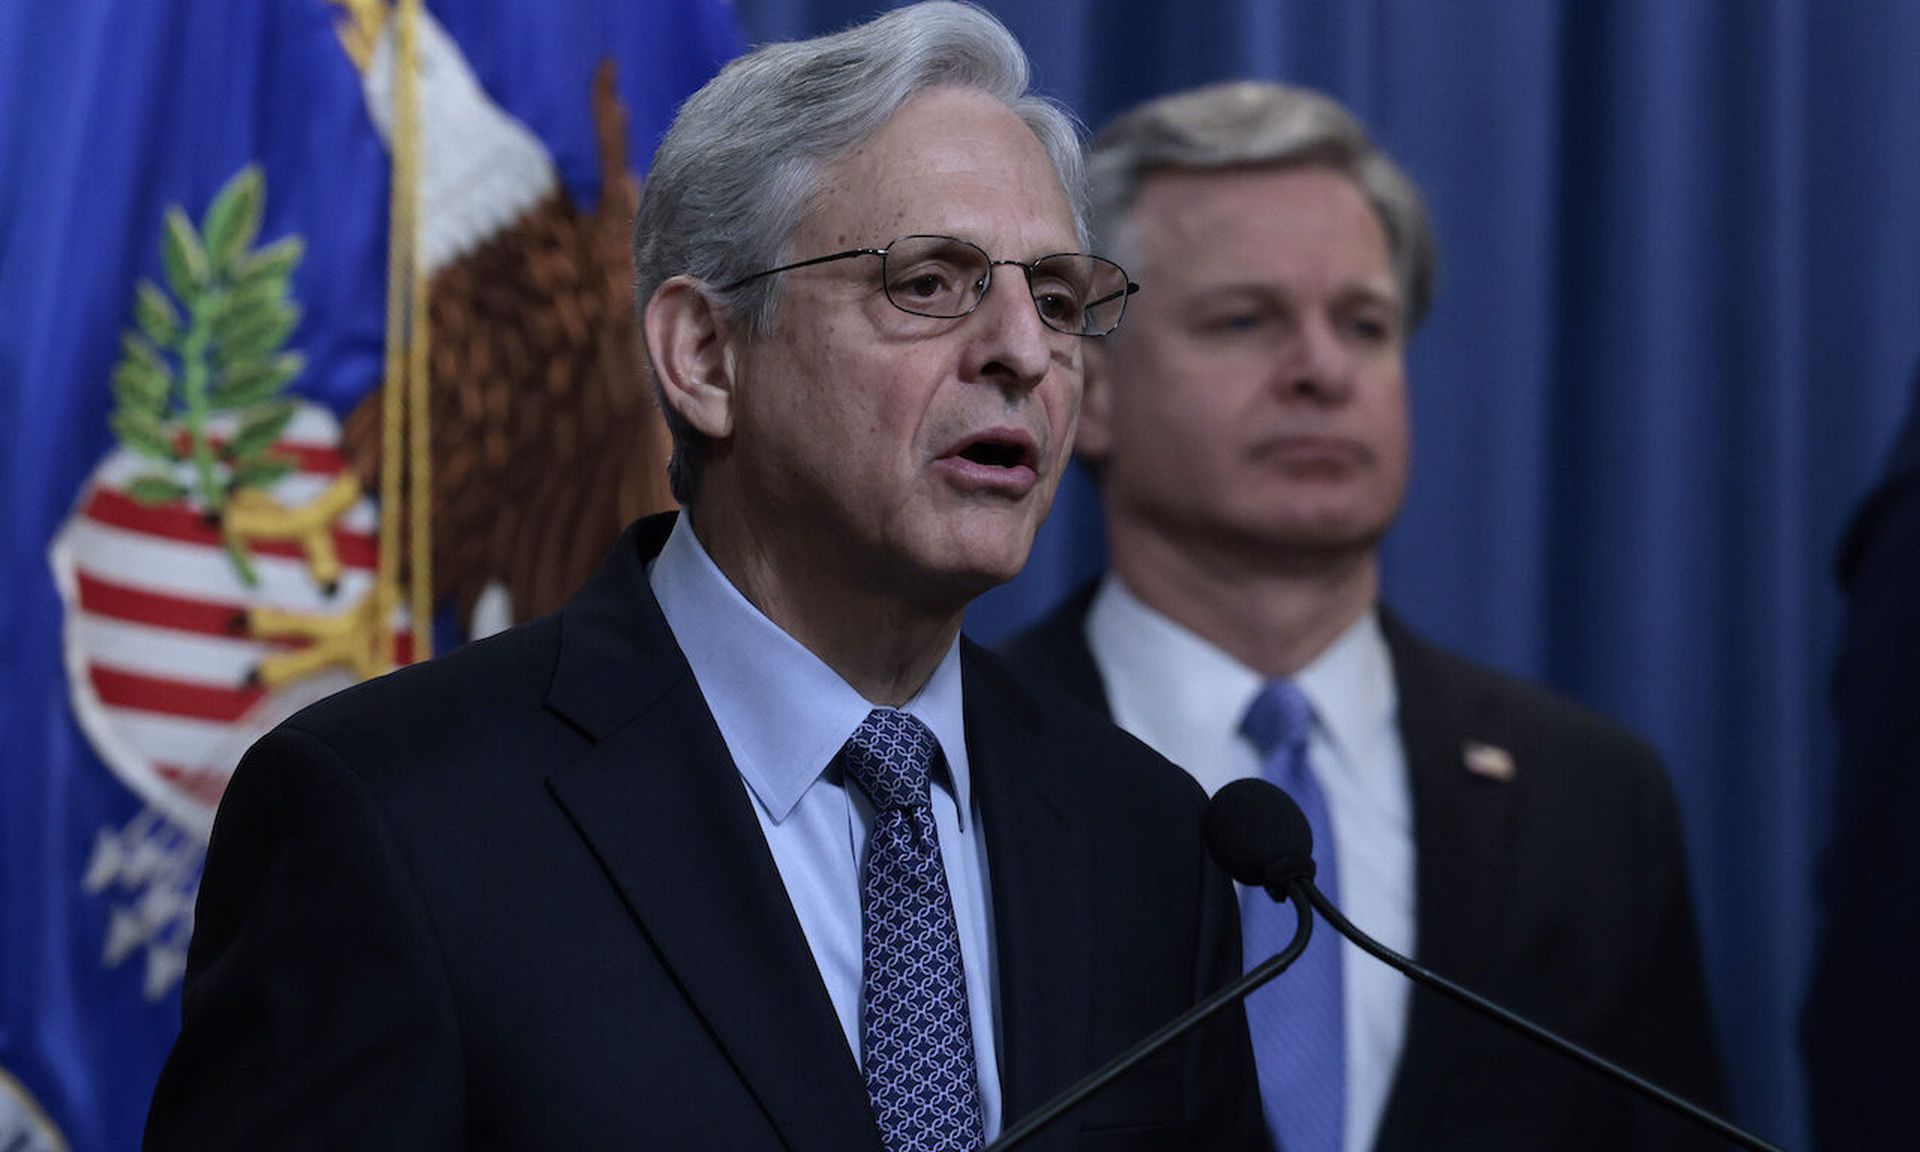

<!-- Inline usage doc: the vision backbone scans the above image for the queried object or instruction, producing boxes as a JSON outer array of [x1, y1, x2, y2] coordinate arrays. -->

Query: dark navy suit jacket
[[1004, 591, 1724, 1151], [1803, 361, 1920, 1152], [145, 514, 1264, 1152]]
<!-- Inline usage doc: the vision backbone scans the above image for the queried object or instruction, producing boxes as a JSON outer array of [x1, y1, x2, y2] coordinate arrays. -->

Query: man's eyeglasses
[[721, 234, 1139, 338]]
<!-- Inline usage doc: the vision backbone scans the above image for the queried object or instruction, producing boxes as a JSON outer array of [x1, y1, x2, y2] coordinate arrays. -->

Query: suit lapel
[[1388, 614, 1522, 985], [1374, 610, 1524, 1145], [964, 644, 1090, 1152], [1001, 581, 1111, 715], [543, 515, 879, 1152]]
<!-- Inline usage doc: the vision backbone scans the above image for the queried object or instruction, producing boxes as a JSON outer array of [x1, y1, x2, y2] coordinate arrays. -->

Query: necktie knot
[[844, 707, 939, 811], [1240, 679, 1314, 761]]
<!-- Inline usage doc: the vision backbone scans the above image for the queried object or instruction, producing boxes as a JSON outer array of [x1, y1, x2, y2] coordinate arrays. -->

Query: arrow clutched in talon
[[223, 472, 362, 595], [249, 586, 394, 689]]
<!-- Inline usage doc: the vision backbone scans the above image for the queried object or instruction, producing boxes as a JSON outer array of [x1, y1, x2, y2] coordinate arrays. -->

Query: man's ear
[[644, 276, 740, 442], [1075, 338, 1115, 465]]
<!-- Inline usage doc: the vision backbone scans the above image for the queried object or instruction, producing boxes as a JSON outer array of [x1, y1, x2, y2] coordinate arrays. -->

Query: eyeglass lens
[[880, 235, 1130, 337]]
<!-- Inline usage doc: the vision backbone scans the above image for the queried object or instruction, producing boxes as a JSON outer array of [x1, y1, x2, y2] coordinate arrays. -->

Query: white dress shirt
[[650, 513, 1002, 1137], [1086, 574, 1413, 1152]]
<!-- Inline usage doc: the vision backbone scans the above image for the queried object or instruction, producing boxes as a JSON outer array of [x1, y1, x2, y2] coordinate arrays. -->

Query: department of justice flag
[[0, 4, 739, 1147]]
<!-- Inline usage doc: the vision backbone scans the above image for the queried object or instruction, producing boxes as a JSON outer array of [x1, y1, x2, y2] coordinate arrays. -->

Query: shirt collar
[[1091, 573, 1395, 768], [1088, 574, 1263, 751], [1293, 609, 1397, 777], [648, 513, 971, 825]]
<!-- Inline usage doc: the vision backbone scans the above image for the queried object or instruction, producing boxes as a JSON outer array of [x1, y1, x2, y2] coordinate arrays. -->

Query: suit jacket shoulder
[[1375, 609, 1724, 1152], [1379, 608, 1673, 797], [998, 580, 1111, 714], [266, 612, 571, 793]]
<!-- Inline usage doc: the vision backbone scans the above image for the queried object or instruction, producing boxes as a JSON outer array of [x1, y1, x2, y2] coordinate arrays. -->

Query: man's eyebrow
[[1338, 280, 1399, 302], [1336, 283, 1405, 316], [1184, 282, 1284, 305]]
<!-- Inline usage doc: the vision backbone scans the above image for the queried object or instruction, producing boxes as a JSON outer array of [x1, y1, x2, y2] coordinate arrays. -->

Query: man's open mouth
[[957, 437, 1034, 469]]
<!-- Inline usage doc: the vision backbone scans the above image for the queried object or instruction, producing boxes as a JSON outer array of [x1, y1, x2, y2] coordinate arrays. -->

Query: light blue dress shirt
[[649, 513, 1002, 1138]]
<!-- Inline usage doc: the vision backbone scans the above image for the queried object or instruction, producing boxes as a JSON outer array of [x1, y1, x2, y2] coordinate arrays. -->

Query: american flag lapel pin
[[1462, 741, 1517, 782]]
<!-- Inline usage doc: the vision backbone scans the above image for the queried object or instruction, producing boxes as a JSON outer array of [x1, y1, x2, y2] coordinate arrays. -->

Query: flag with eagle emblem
[[0, 3, 739, 1148]]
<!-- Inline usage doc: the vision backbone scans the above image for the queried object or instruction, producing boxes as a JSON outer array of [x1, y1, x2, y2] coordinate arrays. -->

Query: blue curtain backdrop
[[731, 3, 1920, 1149]]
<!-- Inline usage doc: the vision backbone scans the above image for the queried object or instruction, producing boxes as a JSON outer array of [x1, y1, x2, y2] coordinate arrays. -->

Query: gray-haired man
[[146, 8, 1262, 1150], [1006, 80, 1723, 1152]]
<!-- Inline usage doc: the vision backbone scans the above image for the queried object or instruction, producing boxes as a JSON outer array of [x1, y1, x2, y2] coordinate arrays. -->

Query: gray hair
[[1088, 80, 1435, 332], [633, 1, 1087, 505]]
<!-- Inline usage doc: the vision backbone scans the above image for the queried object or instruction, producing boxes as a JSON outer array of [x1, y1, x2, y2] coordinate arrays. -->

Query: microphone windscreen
[[1205, 777, 1315, 889]]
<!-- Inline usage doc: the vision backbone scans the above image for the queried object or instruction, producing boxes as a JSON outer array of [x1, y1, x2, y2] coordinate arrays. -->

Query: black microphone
[[1209, 777, 1787, 1152], [979, 800, 1317, 1152]]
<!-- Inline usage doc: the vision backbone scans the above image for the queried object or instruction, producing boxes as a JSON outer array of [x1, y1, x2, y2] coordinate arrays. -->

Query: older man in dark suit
[[1003, 81, 1722, 1152], [143, 7, 1263, 1150]]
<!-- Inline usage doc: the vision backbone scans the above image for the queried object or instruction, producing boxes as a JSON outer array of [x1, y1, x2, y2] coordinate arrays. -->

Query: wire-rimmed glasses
[[721, 233, 1139, 338]]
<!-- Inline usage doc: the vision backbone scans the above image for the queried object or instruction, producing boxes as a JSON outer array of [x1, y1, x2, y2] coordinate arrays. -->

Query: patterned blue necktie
[[1239, 680, 1345, 1152], [842, 708, 984, 1152]]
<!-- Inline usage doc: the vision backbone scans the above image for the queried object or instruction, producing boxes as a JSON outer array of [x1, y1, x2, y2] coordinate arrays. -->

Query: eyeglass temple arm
[[1088, 281, 1141, 310], [719, 248, 887, 292]]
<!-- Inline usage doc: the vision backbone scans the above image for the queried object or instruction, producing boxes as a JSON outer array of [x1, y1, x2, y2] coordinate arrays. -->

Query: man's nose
[[961, 269, 1057, 391], [1276, 312, 1355, 404]]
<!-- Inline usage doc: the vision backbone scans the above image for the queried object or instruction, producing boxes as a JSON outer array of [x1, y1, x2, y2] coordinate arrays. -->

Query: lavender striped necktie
[[842, 708, 984, 1152], [1239, 680, 1345, 1152]]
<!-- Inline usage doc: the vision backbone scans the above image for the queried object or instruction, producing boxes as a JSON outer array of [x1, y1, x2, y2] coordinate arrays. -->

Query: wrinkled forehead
[[804, 88, 1081, 259], [1121, 165, 1391, 287]]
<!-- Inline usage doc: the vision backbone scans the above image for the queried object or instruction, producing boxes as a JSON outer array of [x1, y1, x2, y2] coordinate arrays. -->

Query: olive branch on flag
[[107, 165, 307, 586]]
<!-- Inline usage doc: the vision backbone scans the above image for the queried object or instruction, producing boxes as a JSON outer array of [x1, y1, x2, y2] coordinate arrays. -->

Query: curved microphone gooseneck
[[1207, 777, 1787, 1152], [979, 798, 1317, 1152]]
